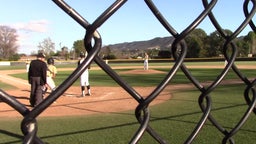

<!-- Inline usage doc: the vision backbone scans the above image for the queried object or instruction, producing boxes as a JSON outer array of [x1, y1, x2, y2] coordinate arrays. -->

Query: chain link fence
[[0, 0, 256, 143]]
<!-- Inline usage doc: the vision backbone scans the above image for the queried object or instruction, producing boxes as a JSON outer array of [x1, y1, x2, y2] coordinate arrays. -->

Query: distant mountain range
[[104, 36, 174, 52]]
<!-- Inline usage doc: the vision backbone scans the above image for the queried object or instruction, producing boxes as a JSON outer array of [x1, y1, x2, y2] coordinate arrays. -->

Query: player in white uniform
[[78, 52, 91, 97], [144, 52, 149, 70], [46, 58, 57, 92]]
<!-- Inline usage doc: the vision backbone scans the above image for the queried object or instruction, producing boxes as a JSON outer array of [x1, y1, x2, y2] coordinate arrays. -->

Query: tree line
[[184, 28, 256, 58], [0, 25, 255, 60]]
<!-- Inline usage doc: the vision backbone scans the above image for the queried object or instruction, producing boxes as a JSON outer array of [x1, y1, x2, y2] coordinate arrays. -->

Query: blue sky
[[0, 0, 254, 54]]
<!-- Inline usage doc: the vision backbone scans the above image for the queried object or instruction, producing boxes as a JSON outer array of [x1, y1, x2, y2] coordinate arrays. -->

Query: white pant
[[47, 77, 56, 90], [80, 69, 89, 86], [144, 60, 148, 70]]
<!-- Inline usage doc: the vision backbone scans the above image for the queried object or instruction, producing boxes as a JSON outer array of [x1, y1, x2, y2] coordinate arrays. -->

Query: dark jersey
[[28, 59, 47, 85]]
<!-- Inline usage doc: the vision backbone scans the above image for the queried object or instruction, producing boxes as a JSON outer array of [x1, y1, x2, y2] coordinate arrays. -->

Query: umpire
[[28, 52, 47, 107]]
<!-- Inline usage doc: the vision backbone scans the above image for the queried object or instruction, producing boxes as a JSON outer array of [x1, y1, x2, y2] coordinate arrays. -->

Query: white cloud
[[4, 20, 51, 54], [12, 19, 50, 33]]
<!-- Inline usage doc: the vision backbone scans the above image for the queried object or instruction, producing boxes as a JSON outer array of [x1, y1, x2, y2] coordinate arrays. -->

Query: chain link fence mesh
[[0, 0, 256, 143]]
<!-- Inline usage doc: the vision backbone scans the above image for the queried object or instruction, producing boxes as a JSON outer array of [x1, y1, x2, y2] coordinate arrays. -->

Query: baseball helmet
[[80, 52, 85, 58], [47, 58, 54, 65]]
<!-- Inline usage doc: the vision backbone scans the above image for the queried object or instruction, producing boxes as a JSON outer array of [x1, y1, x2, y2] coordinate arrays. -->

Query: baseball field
[[0, 61, 256, 143]]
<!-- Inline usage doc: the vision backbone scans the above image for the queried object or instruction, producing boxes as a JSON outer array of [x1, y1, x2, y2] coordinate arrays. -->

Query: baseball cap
[[37, 53, 46, 58]]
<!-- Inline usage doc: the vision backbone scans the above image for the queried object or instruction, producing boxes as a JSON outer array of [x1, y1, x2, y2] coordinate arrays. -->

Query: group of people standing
[[28, 53, 58, 107], [27, 51, 148, 107], [28, 51, 90, 107]]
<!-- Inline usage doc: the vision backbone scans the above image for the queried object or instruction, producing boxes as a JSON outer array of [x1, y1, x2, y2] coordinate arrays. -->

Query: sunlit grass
[[0, 84, 255, 143]]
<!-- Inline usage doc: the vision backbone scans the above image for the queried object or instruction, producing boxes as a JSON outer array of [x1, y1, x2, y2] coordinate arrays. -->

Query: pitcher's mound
[[120, 69, 166, 75]]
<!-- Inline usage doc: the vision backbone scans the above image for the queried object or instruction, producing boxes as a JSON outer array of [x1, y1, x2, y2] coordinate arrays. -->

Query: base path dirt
[[1, 86, 172, 117], [0, 68, 172, 118]]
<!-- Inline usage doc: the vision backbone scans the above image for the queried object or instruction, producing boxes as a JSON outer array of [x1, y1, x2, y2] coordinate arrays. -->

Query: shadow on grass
[[1, 102, 255, 144]]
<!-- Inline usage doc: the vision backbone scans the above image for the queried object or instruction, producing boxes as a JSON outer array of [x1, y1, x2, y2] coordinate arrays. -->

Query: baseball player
[[25, 59, 30, 72], [46, 57, 57, 92], [144, 52, 149, 70], [28, 53, 47, 107], [78, 52, 91, 97]]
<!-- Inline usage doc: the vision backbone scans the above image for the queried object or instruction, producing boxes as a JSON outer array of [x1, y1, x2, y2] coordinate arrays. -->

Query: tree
[[244, 31, 256, 56], [61, 46, 69, 60], [235, 39, 249, 57], [185, 28, 207, 58], [38, 37, 55, 56], [158, 50, 172, 58], [0, 25, 19, 60], [204, 29, 232, 57], [73, 40, 85, 57]]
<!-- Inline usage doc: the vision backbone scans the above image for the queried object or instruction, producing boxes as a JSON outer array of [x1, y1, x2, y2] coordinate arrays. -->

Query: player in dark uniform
[[28, 53, 47, 107]]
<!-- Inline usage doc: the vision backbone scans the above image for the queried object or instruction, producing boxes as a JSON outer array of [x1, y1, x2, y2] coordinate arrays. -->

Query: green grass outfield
[[1, 84, 256, 143], [9, 67, 256, 87], [0, 61, 256, 143], [6, 61, 256, 87]]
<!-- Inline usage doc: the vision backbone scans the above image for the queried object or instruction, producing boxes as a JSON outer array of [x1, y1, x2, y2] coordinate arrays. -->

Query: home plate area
[[1, 86, 171, 117]]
